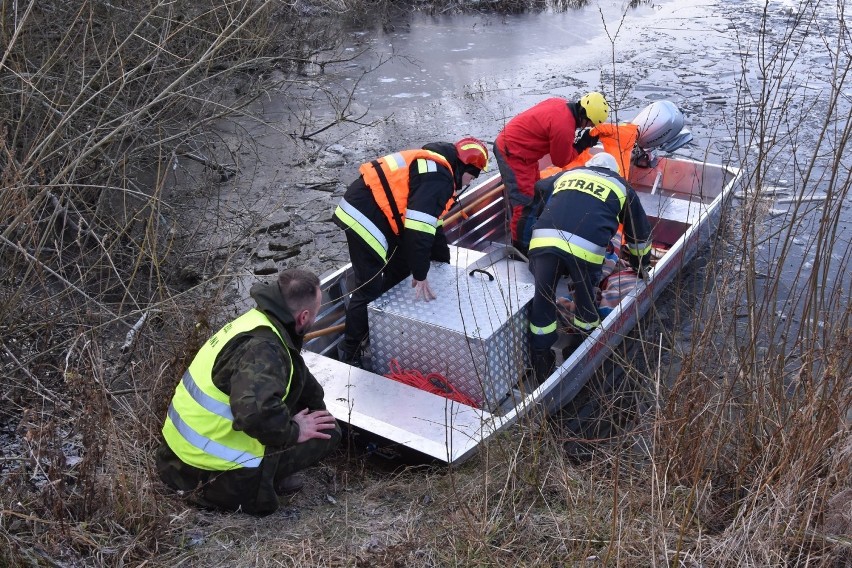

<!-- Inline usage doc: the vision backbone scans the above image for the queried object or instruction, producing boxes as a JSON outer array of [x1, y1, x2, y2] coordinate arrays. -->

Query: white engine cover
[[631, 100, 686, 149]]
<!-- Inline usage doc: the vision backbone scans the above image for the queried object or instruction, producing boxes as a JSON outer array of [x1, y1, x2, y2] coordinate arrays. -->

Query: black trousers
[[340, 230, 410, 355], [529, 253, 601, 350]]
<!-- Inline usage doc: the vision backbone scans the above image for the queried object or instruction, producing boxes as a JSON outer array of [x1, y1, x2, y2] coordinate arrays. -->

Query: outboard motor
[[630, 100, 693, 168]]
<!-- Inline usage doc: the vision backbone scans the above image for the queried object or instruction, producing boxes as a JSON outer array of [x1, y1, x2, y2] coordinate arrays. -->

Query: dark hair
[[277, 269, 320, 313]]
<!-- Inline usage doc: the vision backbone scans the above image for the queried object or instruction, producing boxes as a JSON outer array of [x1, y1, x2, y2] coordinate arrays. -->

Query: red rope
[[384, 359, 479, 407]]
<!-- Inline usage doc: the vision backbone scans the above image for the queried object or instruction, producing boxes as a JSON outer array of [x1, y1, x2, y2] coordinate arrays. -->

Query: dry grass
[[1, 0, 851, 567]]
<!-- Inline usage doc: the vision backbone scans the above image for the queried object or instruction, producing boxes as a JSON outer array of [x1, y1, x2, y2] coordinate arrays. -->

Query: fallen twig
[[121, 311, 150, 353], [178, 151, 238, 181]]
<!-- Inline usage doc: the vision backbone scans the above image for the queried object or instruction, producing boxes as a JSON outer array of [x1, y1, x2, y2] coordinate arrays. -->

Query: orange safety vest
[[359, 149, 456, 235], [538, 123, 640, 181], [591, 123, 639, 179]]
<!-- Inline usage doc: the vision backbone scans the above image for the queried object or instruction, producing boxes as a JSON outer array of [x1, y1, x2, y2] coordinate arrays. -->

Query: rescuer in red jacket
[[332, 138, 490, 367], [493, 93, 610, 254]]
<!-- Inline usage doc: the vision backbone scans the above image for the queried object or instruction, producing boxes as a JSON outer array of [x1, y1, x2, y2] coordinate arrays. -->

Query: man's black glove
[[573, 128, 599, 153]]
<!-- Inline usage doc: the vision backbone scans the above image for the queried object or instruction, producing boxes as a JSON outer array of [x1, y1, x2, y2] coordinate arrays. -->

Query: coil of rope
[[384, 359, 478, 407]]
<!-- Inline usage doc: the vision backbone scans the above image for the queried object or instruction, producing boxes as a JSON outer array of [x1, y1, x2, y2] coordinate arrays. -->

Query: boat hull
[[305, 154, 742, 464]]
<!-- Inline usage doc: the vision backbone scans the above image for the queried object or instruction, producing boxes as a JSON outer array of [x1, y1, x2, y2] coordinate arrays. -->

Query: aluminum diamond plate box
[[368, 258, 535, 410]]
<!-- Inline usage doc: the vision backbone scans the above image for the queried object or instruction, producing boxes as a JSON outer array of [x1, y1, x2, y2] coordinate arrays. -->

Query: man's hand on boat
[[293, 408, 337, 443], [412, 278, 437, 301]]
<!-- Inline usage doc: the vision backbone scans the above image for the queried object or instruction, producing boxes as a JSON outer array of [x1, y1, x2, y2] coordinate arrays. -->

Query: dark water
[[329, 0, 851, 332], [226, 0, 849, 339], [336, 0, 737, 160]]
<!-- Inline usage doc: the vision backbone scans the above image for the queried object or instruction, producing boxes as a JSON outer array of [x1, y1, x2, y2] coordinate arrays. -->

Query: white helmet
[[631, 100, 686, 149], [586, 152, 620, 174]]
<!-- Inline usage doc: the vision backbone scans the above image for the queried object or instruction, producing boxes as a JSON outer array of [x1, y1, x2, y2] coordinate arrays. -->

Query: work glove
[[573, 128, 599, 153]]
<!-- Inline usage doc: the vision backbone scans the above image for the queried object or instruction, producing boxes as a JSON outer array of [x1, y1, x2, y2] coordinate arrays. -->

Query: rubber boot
[[532, 348, 555, 386], [337, 343, 363, 369], [275, 474, 304, 495], [360, 344, 373, 372]]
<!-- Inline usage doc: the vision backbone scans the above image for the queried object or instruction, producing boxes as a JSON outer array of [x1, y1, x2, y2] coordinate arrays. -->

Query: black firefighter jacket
[[333, 142, 470, 280]]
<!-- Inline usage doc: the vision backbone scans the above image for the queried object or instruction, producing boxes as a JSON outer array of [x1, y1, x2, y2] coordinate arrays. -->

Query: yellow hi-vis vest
[[161, 309, 293, 471]]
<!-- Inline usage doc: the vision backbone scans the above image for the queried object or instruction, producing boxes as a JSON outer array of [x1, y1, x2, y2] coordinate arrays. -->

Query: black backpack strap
[[371, 159, 405, 235]]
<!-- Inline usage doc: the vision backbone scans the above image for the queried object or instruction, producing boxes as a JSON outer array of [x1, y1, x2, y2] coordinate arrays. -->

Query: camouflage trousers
[[156, 424, 342, 516]]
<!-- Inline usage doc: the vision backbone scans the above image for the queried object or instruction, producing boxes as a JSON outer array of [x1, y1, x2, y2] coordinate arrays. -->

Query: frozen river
[[219, 0, 849, 340]]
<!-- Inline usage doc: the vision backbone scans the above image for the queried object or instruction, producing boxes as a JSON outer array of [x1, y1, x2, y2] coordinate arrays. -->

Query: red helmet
[[455, 137, 489, 172]]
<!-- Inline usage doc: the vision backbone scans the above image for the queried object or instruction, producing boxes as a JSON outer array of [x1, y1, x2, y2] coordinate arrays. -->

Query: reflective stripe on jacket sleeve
[[333, 198, 389, 260], [403, 208, 439, 235]]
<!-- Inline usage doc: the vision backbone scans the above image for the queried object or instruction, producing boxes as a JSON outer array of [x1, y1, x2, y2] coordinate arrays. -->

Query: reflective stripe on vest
[[416, 158, 438, 174], [528, 228, 607, 264], [161, 309, 293, 471], [552, 170, 627, 209], [333, 198, 389, 261], [358, 149, 455, 235]]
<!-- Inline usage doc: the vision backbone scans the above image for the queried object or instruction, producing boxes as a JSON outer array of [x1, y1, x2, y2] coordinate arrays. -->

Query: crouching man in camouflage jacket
[[156, 268, 341, 515]]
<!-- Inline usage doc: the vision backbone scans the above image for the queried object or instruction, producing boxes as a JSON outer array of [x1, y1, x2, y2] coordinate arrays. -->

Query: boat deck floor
[[305, 351, 499, 462], [637, 190, 710, 226]]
